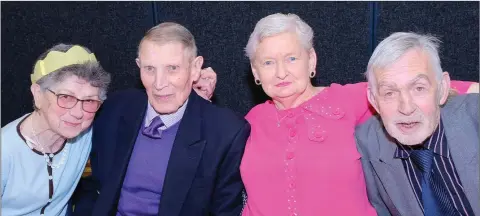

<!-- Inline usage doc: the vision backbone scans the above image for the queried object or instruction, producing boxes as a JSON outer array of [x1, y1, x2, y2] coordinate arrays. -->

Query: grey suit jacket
[[355, 93, 479, 216]]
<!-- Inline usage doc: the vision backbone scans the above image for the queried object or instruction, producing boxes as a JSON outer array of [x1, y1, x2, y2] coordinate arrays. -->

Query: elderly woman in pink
[[238, 13, 476, 216]]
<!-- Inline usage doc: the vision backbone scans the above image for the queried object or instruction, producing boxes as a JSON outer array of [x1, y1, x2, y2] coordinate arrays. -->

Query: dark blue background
[[2, 2, 478, 126]]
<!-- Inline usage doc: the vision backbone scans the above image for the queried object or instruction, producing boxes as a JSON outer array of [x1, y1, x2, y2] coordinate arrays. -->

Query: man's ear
[[135, 58, 141, 69], [438, 71, 451, 105], [367, 86, 380, 113], [191, 56, 204, 82]]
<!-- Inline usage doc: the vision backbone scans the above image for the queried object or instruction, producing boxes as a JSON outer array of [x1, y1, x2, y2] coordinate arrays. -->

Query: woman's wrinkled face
[[32, 75, 101, 138], [251, 32, 316, 100]]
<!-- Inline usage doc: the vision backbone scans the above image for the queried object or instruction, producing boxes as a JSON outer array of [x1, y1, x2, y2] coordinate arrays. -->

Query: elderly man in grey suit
[[356, 32, 479, 216]]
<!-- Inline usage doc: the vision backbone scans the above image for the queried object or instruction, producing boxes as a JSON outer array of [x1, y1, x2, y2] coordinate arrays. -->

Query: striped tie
[[410, 149, 458, 216]]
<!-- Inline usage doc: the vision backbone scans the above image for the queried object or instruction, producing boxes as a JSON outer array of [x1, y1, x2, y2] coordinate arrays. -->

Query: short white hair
[[138, 22, 197, 60], [245, 13, 314, 60], [366, 32, 444, 88]]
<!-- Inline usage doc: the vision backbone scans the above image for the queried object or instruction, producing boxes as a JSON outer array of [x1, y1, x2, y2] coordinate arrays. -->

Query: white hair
[[366, 32, 444, 89], [245, 13, 314, 60], [138, 22, 197, 60]]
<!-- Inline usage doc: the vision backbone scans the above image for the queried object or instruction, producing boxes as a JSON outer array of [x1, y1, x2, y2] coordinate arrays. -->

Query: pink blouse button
[[289, 129, 297, 137], [287, 112, 295, 118], [289, 182, 296, 188], [286, 121, 295, 129], [286, 152, 295, 160]]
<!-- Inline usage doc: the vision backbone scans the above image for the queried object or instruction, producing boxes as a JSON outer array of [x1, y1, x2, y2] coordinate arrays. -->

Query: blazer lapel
[[158, 92, 206, 216], [442, 108, 480, 215], [371, 126, 424, 216], [98, 92, 148, 214]]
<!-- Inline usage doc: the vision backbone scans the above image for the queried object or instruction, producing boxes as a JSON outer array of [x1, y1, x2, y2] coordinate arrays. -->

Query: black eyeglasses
[[47, 89, 102, 113]]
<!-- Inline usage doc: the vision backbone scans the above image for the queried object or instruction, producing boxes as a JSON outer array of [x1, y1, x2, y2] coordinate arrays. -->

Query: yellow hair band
[[31, 45, 98, 83]]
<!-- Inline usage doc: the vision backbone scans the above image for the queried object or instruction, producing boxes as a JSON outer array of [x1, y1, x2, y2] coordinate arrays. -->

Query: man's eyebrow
[[378, 82, 397, 89], [408, 74, 431, 85]]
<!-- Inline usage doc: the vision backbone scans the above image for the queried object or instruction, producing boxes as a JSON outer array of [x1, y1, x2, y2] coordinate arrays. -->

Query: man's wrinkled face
[[368, 49, 450, 145], [137, 40, 202, 114]]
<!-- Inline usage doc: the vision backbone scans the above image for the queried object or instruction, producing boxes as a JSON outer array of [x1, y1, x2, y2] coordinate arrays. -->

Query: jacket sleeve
[[210, 122, 251, 215], [355, 121, 393, 216]]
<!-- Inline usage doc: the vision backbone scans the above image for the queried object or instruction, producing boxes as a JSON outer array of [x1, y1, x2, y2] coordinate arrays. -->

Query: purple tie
[[142, 116, 164, 139]]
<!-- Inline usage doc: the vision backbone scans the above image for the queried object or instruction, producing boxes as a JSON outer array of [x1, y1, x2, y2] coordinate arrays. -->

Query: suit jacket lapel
[[158, 92, 206, 216], [442, 106, 480, 215], [372, 126, 424, 216], [99, 91, 148, 213]]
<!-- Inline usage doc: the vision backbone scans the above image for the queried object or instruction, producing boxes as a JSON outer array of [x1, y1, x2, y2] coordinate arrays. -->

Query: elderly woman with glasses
[[1, 44, 111, 216], [237, 13, 477, 216]]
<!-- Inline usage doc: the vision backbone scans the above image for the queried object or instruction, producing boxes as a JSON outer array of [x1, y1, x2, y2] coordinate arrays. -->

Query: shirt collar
[[272, 87, 346, 120], [394, 119, 449, 159], [144, 99, 188, 129]]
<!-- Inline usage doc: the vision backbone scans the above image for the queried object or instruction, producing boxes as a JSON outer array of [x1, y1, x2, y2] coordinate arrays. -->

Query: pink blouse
[[240, 81, 472, 216]]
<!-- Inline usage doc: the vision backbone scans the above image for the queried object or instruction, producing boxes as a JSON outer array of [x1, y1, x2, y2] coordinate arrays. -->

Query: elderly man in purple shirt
[[73, 22, 250, 216]]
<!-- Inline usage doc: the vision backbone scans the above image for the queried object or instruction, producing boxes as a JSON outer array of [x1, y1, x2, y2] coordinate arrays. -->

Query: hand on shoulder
[[467, 83, 479, 93]]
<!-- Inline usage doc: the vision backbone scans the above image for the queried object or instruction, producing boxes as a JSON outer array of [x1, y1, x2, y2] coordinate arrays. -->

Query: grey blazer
[[355, 94, 479, 216]]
